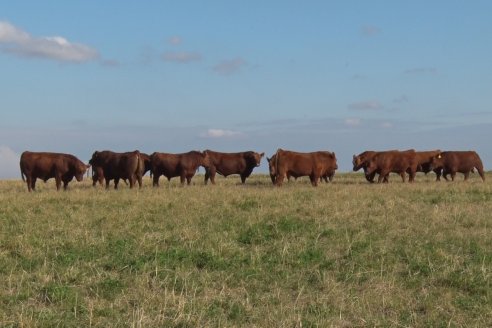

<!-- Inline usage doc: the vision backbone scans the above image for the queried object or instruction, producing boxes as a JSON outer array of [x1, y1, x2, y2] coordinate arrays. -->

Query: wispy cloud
[[213, 57, 247, 76], [393, 95, 409, 104], [381, 122, 393, 128], [0, 21, 98, 62], [161, 51, 202, 63], [404, 67, 437, 75], [360, 25, 381, 37], [168, 36, 182, 46], [100, 59, 120, 67], [348, 100, 383, 110], [344, 118, 361, 127], [201, 129, 243, 138]]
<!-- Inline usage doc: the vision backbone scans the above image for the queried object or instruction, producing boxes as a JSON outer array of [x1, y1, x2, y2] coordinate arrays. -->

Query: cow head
[[89, 151, 100, 166], [429, 153, 444, 171], [201, 151, 211, 169], [254, 152, 265, 167], [352, 154, 363, 171], [75, 163, 90, 182]]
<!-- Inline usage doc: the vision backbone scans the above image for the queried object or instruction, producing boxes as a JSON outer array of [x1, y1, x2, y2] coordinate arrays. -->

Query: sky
[[1, 1, 492, 178]]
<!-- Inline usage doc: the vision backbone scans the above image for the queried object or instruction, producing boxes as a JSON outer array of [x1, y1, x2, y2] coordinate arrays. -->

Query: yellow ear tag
[[437, 154, 442, 159]]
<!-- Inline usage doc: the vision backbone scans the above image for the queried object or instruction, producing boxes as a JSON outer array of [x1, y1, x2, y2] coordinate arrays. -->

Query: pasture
[[1, 173, 491, 327]]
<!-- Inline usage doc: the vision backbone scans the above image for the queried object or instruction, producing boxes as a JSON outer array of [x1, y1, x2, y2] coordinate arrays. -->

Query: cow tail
[[275, 149, 280, 180], [20, 164, 25, 182]]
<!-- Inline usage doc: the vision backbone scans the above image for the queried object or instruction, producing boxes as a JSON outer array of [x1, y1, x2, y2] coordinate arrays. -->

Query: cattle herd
[[18, 149, 486, 191]]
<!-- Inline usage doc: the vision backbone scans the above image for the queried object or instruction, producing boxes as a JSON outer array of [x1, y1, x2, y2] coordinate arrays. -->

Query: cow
[[92, 152, 153, 187], [19, 151, 89, 192], [353, 151, 382, 183], [414, 150, 442, 181], [273, 149, 338, 187], [89, 150, 144, 189], [269, 153, 335, 184], [203, 150, 264, 184], [365, 150, 418, 183], [429, 151, 485, 181], [150, 151, 210, 186]]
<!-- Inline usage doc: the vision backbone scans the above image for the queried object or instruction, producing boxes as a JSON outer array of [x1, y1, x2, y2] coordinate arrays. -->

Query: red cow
[[273, 149, 338, 187], [150, 151, 210, 186], [89, 150, 144, 189], [204, 150, 264, 184], [20, 151, 89, 192], [429, 151, 485, 181]]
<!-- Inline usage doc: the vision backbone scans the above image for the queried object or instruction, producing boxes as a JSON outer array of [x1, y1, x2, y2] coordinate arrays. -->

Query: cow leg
[[105, 178, 111, 189], [26, 176, 34, 192], [128, 175, 135, 189], [275, 173, 285, 187], [186, 176, 192, 185], [180, 174, 186, 185], [55, 174, 62, 191], [464, 171, 470, 181], [153, 174, 160, 187], [209, 167, 217, 185], [435, 169, 442, 181], [204, 168, 210, 185], [32, 177, 38, 191], [114, 178, 120, 189], [378, 171, 389, 183], [443, 170, 450, 181], [365, 171, 376, 183], [450, 172, 456, 181], [310, 174, 319, 187], [400, 172, 406, 182], [63, 180, 69, 190], [240, 174, 247, 184]]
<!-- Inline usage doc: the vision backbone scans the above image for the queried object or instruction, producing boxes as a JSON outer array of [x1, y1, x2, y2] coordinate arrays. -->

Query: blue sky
[[1, 1, 492, 178]]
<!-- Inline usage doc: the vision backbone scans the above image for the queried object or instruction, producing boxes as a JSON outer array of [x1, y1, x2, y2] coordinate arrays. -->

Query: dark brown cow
[[150, 151, 210, 186], [274, 149, 338, 187], [89, 150, 143, 189], [92, 152, 152, 187], [204, 150, 264, 184], [429, 151, 485, 181], [365, 150, 418, 183], [414, 150, 442, 181], [19, 151, 89, 192]]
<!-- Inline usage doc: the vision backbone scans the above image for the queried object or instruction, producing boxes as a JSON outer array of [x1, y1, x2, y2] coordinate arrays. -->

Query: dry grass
[[1, 173, 491, 327]]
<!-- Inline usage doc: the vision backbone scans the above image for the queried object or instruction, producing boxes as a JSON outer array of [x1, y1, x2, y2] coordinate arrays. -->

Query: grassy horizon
[[1, 173, 491, 326]]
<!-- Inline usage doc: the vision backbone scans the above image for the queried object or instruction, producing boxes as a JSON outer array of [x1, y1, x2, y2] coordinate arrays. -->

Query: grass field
[[1, 173, 491, 327]]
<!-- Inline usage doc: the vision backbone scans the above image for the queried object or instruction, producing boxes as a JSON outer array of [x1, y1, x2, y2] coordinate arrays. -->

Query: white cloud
[[213, 57, 247, 76], [161, 51, 202, 63], [0, 146, 20, 179], [348, 100, 383, 110], [381, 122, 393, 128], [0, 21, 98, 62], [345, 118, 361, 127], [201, 129, 243, 138]]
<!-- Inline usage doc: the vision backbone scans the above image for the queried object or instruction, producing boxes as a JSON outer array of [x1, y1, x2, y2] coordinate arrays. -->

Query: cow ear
[[260, 152, 265, 157], [267, 157, 271, 162], [353, 154, 356, 159]]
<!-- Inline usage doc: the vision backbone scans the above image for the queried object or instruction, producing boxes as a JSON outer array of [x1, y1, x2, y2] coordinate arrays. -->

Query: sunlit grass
[[1, 173, 491, 326]]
